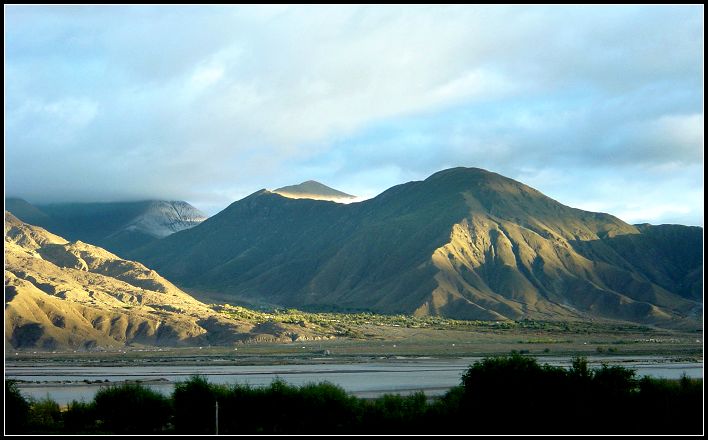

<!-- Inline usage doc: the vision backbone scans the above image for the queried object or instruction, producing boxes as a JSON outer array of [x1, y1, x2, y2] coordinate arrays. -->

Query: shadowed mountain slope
[[129, 167, 702, 328], [5, 199, 206, 258], [6, 198, 54, 228]]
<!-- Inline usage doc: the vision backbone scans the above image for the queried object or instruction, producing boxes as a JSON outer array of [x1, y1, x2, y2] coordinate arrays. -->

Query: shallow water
[[7, 356, 702, 405]]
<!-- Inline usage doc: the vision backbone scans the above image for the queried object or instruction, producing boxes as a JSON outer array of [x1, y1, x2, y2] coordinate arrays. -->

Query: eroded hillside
[[5, 212, 334, 350]]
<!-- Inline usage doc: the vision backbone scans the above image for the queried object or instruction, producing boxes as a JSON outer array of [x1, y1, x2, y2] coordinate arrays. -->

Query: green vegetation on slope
[[216, 304, 658, 335]]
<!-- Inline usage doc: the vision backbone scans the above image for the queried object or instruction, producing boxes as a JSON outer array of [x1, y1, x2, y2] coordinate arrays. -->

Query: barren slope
[[5, 212, 332, 350]]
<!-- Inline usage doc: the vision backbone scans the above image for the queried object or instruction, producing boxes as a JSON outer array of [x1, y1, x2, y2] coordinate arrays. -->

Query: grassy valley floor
[[7, 314, 703, 362]]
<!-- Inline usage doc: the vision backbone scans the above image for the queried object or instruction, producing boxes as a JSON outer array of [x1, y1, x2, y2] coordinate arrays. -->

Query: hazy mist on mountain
[[5, 199, 206, 258]]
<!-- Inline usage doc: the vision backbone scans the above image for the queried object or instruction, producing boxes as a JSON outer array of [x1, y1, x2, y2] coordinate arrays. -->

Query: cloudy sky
[[5, 5, 704, 225]]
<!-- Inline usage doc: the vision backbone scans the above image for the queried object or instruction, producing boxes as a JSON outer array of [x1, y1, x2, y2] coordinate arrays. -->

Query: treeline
[[5, 354, 703, 435]]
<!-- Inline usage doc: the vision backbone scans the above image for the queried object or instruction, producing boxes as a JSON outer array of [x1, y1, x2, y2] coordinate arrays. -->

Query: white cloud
[[7, 96, 98, 147], [4, 5, 704, 226], [649, 113, 704, 154], [612, 203, 695, 225], [190, 64, 225, 90]]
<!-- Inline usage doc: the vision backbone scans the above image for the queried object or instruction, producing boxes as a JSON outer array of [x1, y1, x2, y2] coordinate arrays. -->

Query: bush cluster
[[5, 354, 702, 434]]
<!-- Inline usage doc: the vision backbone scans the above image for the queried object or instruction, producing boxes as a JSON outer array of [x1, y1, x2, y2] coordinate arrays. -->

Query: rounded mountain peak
[[420, 166, 540, 200], [425, 166, 507, 184], [273, 180, 355, 202]]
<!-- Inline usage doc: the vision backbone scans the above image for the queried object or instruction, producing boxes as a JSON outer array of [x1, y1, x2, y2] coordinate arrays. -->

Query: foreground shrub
[[426, 385, 464, 430], [28, 396, 63, 433], [216, 379, 362, 434], [173, 376, 366, 434], [459, 353, 571, 433], [634, 374, 703, 434], [10, 356, 703, 435], [93, 383, 171, 434], [360, 392, 428, 434], [172, 375, 229, 434], [5, 380, 31, 434], [63, 400, 98, 434], [286, 381, 362, 433]]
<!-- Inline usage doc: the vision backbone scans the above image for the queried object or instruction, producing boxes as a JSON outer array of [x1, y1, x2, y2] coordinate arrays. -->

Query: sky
[[4, 5, 704, 225]]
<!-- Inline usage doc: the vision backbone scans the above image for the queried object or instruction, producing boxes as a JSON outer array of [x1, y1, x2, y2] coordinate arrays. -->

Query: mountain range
[[125, 167, 702, 329], [5, 198, 206, 258], [4, 212, 333, 350]]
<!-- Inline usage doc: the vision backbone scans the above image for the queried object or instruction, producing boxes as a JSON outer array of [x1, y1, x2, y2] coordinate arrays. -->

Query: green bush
[[291, 381, 361, 433], [5, 380, 31, 434], [28, 396, 63, 433], [63, 400, 99, 434], [216, 379, 361, 434], [459, 353, 571, 433], [93, 383, 171, 434], [634, 374, 703, 434], [173, 376, 363, 434], [172, 375, 228, 434], [10, 359, 702, 435], [426, 385, 464, 432], [592, 363, 637, 395], [360, 392, 428, 434]]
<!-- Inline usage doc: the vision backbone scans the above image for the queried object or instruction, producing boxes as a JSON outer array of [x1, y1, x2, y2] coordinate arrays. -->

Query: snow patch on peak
[[123, 201, 207, 238]]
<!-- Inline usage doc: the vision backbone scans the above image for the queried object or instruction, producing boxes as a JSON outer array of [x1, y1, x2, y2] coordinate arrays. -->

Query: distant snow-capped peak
[[123, 201, 207, 238]]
